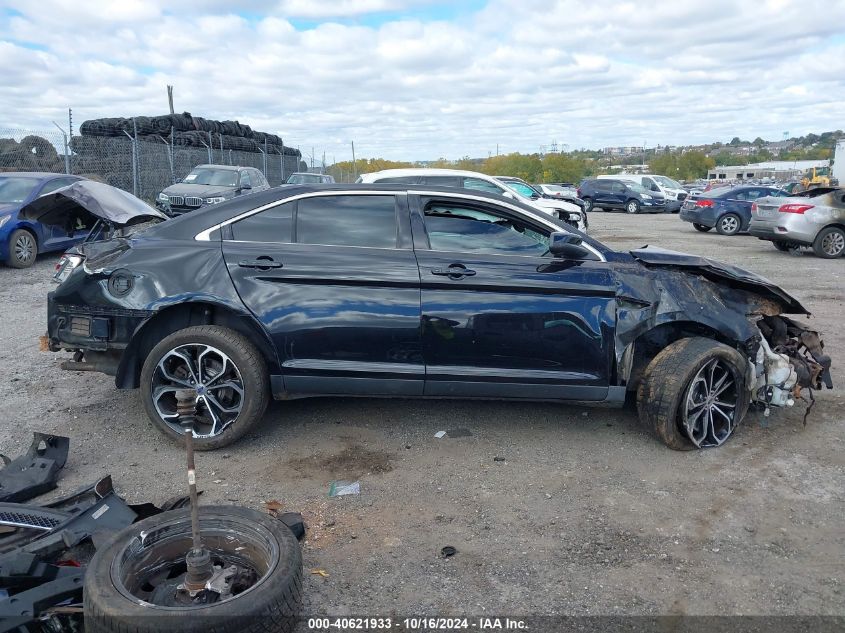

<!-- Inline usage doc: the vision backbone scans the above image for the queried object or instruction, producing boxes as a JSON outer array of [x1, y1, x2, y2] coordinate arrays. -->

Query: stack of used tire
[[78, 112, 299, 158], [0, 135, 64, 172]]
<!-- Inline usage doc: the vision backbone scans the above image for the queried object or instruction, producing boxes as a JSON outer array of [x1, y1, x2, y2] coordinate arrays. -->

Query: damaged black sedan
[[33, 184, 833, 450]]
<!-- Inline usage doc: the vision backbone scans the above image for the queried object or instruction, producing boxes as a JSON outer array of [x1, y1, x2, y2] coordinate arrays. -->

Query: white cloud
[[0, 0, 843, 160]]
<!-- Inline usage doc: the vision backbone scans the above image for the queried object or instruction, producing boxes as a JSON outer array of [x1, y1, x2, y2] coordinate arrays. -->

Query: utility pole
[[167, 85, 175, 114], [351, 141, 357, 179]]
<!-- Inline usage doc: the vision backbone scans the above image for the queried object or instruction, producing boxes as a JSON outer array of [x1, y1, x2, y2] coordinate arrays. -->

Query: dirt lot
[[1, 212, 843, 619]]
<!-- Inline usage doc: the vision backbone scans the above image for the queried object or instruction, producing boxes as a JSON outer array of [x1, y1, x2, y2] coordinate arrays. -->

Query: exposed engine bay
[[751, 315, 832, 418]]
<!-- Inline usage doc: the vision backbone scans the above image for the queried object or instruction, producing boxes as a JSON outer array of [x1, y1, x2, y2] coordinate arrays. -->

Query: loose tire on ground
[[636, 337, 749, 450], [140, 325, 269, 450], [6, 229, 38, 268], [692, 223, 711, 232], [812, 226, 845, 258], [83, 505, 302, 633]]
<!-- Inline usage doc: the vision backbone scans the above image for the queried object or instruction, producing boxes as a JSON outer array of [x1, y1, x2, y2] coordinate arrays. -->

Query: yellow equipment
[[801, 165, 833, 189]]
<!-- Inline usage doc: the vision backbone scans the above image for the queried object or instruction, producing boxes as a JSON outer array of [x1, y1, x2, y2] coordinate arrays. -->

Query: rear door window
[[296, 195, 398, 248], [611, 182, 626, 194]]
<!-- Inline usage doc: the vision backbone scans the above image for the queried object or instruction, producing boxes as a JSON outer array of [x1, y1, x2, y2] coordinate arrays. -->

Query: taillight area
[[695, 199, 714, 207], [53, 253, 84, 284], [751, 202, 758, 212], [576, 188, 582, 197], [779, 204, 814, 214]]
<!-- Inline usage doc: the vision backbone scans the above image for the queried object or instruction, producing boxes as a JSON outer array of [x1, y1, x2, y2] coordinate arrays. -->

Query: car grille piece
[[167, 195, 184, 206], [0, 509, 64, 530], [70, 316, 91, 337], [185, 196, 203, 207], [678, 193, 688, 201]]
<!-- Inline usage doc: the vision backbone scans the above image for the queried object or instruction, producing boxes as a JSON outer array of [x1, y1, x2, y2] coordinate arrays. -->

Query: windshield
[[183, 169, 238, 187], [287, 173, 324, 184], [0, 177, 39, 204], [502, 180, 538, 198], [653, 175, 683, 189]]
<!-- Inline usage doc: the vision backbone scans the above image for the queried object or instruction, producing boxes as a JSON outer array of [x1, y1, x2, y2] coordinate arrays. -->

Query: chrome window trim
[[194, 190, 398, 241], [194, 188, 606, 262]]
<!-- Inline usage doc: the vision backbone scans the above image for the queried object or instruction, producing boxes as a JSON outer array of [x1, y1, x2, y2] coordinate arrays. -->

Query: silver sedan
[[749, 187, 845, 258]]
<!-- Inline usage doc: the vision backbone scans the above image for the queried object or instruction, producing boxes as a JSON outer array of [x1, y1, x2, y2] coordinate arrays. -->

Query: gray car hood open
[[630, 246, 807, 314], [20, 180, 167, 229]]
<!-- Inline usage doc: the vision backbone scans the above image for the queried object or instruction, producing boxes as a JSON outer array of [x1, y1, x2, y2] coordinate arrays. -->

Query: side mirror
[[651, 184, 660, 192], [549, 232, 591, 260], [240, 183, 252, 190]]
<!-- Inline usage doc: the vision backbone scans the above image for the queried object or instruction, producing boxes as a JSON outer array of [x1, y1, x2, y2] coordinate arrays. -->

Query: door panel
[[411, 196, 616, 400], [223, 194, 423, 396]]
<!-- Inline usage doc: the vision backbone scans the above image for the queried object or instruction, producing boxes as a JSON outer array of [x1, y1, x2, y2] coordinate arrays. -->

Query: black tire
[[6, 229, 38, 268], [581, 197, 593, 213], [140, 325, 269, 450], [692, 223, 711, 233], [812, 226, 845, 259], [636, 337, 749, 451], [625, 199, 640, 214], [773, 241, 793, 252], [715, 213, 741, 236], [83, 506, 302, 633]]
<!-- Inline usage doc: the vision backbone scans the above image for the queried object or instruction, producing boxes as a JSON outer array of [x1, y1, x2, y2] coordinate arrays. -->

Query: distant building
[[603, 146, 644, 156], [707, 160, 828, 181]]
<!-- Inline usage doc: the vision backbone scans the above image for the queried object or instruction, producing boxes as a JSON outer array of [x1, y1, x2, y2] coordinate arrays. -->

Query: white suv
[[357, 168, 586, 231]]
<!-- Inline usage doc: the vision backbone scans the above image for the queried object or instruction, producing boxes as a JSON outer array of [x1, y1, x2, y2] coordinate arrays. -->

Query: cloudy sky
[[1, 0, 844, 161]]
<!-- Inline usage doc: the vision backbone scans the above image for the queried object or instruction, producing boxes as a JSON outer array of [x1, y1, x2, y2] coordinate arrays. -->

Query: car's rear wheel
[[7, 229, 38, 268], [625, 199, 640, 214], [140, 326, 269, 450], [716, 213, 741, 235], [692, 223, 711, 232], [812, 226, 845, 258], [637, 337, 748, 450]]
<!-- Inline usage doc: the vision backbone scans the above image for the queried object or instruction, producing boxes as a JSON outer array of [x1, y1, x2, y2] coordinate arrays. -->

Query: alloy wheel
[[150, 344, 245, 438], [14, 233, 35, 264], [626, 201, 638, 214], [719, 216, 739, 234], [682, 358, 739, 447], [821, 230, 845, 257]]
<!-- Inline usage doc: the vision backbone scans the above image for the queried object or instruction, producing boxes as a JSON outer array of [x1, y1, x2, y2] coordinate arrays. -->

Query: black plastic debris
[[0, 433, 70, 503], [440, 546, 457, 558]]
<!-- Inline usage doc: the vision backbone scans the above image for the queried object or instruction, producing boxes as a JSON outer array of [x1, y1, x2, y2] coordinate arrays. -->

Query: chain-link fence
[[0, 127, 304, 203]]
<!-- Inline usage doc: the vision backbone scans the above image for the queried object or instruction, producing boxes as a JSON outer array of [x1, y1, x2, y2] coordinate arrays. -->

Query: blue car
[[679, 185, 787, 235], [0, 172, 86, 267]]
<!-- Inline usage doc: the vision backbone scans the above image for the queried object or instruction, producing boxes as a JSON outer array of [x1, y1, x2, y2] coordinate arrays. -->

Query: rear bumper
[[679, 206, 717, 226], [748, 217, 819, 245], [666, 200, 683, 212]]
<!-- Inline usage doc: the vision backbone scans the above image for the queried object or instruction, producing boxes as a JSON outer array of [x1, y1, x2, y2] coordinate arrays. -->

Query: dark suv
[[578, 178, 666, 214], [157, 165, 269, 215], [42, 185, 831, 452]]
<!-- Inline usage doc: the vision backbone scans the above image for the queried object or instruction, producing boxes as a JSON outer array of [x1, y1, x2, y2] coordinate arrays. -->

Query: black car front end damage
[[614, 247, 832, 422]]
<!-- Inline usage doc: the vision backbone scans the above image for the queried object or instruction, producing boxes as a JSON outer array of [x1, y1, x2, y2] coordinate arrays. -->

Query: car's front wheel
[[625, 199, 640, 214], [812, 226, 845, 258], [140, 325, 269, 450], [692, 223, 711, 232], [636, 337, 749, 450], [7, 229, 38, 268]]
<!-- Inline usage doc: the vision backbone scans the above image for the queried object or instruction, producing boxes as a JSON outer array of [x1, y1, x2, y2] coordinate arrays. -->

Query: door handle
[[238, 258, 283, 270], [431, 265, 476, 279]]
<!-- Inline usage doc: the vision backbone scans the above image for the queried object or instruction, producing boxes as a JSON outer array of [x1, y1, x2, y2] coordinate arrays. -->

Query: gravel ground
[[0, 211, 843, 619]]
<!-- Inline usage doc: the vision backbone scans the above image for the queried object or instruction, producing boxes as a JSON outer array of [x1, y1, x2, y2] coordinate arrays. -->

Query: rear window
[[296, 195, 397, 248]]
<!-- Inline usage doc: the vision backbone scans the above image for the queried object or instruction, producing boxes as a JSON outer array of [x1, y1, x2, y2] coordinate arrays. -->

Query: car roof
[[0, 172, 82, 180], [148, 183, 565, 239], [193, 164, 243, 171], [359, 167, 498, 181]]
